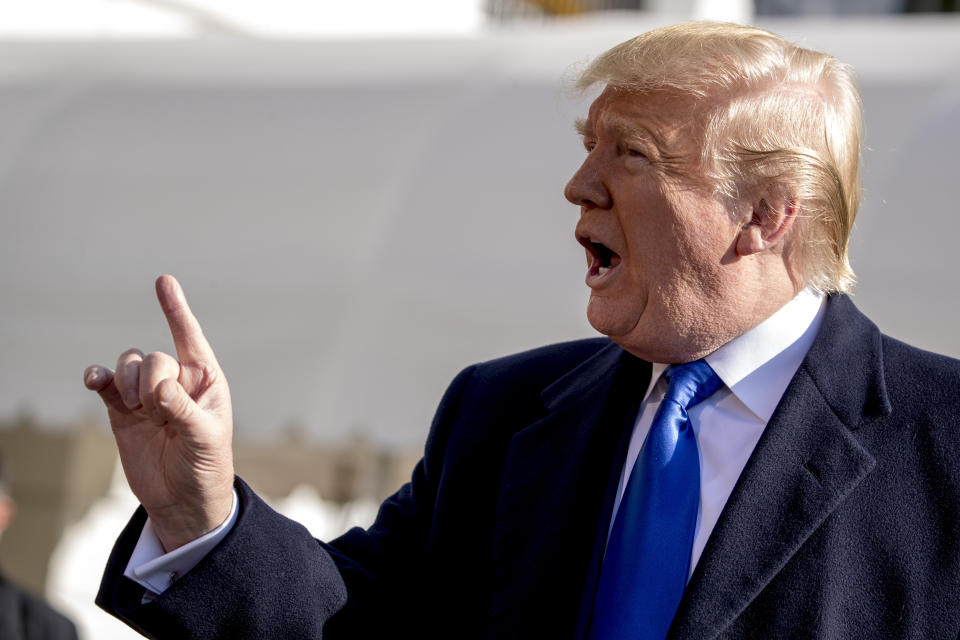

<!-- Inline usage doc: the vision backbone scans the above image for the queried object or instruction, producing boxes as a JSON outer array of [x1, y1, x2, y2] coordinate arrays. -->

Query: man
[[85, 22, 960, 639], [0, 455, 79, 640]]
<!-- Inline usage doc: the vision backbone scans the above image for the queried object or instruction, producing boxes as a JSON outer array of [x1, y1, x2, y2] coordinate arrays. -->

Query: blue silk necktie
[[590, 360, 723, 640]]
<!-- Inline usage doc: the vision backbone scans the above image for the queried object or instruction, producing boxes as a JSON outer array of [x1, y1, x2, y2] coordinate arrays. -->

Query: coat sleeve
[[96, 365, 478, 640]]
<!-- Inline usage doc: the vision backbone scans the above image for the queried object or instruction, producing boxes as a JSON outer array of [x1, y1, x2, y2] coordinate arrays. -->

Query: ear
[[0, 496, 15, 534], [736, 190, 797, 257]]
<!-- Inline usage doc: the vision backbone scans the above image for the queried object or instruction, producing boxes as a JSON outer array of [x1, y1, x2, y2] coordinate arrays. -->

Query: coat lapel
[[670, 295, 890, 639], [488, 342, 651, 637]]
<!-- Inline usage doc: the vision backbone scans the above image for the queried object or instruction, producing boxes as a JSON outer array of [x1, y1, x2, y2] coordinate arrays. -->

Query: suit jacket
[[0, 573, 78, 640], [97, 295, 960, 639]]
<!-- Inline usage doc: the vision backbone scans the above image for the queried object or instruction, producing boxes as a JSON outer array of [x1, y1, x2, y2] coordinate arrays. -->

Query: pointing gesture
[[84, 275, 234, 551]]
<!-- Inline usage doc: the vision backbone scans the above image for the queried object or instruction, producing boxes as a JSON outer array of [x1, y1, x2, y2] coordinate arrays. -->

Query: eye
[[618, 140, 650, 160], [582, 139, 597, 153]]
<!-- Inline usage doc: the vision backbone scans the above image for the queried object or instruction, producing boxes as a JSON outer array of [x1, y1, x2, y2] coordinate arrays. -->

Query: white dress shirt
[[127, 288, 826, 595], [124, 487, 239, 595], [610, 288, 826, 576]]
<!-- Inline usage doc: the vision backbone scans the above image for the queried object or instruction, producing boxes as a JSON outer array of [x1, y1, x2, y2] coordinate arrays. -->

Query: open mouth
[[577, 234, 622, 279]]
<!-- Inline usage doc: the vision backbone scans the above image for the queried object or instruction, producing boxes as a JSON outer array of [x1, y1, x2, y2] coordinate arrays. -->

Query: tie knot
[[664, 360, 723, 410]]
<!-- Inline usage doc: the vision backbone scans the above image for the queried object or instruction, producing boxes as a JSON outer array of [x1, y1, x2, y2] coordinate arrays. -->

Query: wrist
[[148, 489, 235, 552]]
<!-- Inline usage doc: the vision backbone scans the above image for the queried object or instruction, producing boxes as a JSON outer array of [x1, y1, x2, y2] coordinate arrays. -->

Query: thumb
[[155, 378, 199, 426]]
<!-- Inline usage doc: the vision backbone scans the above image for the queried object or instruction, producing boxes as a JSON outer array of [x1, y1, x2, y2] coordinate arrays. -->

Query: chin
[[585, 297, 641, 341], [587, 302, 686, 363]]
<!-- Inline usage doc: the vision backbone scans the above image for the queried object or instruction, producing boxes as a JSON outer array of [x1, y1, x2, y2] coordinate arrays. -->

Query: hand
[[84, 275, 234, 551]]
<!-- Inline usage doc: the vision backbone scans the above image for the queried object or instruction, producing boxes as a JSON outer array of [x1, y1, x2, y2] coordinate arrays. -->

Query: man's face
[[565, 87, 752, 363]]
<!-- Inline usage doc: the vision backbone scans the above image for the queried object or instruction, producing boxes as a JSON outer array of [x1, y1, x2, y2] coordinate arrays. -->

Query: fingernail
[[85, 369, 99, 386], [124, 390, 139, 407]]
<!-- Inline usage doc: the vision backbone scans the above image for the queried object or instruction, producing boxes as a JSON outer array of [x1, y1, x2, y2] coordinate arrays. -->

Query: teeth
[[598, 266, 609, 275]]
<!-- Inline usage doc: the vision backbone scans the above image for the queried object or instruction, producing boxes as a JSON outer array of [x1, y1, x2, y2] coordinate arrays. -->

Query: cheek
[[670, 202, 738, 280], [622, 217, 674, 275]]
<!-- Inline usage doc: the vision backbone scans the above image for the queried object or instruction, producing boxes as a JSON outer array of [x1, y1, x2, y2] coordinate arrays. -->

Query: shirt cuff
[[123, 488, 239, 596]]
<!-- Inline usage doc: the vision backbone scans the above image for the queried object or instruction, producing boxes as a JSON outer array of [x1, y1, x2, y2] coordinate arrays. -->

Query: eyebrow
[[574, 115, 664, 148]]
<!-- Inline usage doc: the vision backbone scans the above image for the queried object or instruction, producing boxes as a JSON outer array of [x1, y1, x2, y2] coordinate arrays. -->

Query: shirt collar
[[705, 288, 826, 422], [642, 288, 826, 422]]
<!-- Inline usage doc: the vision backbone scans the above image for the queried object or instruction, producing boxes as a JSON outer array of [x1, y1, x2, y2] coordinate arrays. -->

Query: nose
[[564, 154, 611, 210]]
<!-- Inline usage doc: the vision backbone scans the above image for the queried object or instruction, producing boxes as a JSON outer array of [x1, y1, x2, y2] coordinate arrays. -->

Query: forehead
[[581, 87, 703, 148]]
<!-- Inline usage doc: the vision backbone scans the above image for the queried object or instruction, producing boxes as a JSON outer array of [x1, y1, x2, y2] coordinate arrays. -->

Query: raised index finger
[[155, 274, 217, 365]]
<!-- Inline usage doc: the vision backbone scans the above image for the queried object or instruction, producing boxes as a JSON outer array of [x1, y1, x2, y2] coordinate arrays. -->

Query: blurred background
[[0, 0, 957, 637]]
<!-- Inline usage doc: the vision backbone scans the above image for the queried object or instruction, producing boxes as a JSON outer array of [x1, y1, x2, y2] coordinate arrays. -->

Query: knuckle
[[119, 347, 144, 360], [115, 357, 142, 379], [142, 351, 167, 367]]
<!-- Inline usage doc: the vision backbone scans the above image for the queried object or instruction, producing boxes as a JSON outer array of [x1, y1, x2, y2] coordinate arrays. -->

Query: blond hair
[[576, 22, 862, 293]]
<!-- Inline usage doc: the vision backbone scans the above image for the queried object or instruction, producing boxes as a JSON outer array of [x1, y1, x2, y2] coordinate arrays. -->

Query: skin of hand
[[84, 275, 234, 552]]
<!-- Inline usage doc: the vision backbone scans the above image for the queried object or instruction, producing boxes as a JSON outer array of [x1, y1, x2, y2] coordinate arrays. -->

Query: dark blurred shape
[[490, 0, 958, 18], [0, 418, 116, 596], [0, 449, 79, 640], [0, 454, 9, 497], [756, 0, 900, 13], [486, 0, 644, 20], [756, 0, 958, 13], [0, 574, 78, 640], [234, 433, 420, 506], [903, 0, 958, 11]]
